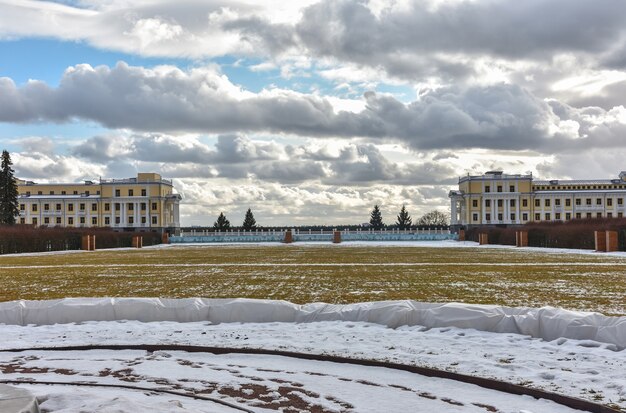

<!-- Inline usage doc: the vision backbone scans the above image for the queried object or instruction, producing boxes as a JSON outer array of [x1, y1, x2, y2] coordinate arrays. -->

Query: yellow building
[[449, 171, 626, 228], [17, 173, 181, 234]]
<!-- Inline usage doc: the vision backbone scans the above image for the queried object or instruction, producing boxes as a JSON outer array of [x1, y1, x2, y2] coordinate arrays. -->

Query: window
[[49, 191, 54, 195], [128, 203, 134, 211], [545, 213, 551, 220], [32, 204, 38, 212], [61, 191, 66, 195], [576, 213, 581, 219], [566, 213, 571, 220], [535, 213, 540, 221], [115, 203, 121, 211], [555, 213, 561, 220], [91, 203, 97, 211], [105, 217, 110, 225], [20, 204, 25, 211], [619, 198, 624, 205], [141, 203, 147, 211], [485, 185, 490, 193], [619, 212, 624, 218], [32, 217, 37, 225], [472, 200, 478, 208], [151, 202, 158, 211], [608, 212, 613, 218], [115, 189, 120, 197], [485, 200, 491, 207], [607, 198, 613, 206], [56, 203, 61, 211], [545, 199, 551, 207], [509, 185, 515, 192], [555, 199, 560, 206], [565, 199, 571, 207], [73, 191, 78, 195], [129, 217, 134, 224], [79, 203, 85, 211], [586, 213, 592, 219], [97, 191, 100, 195], [128, 189, 134, 196], [597, 212, 602, 218], [56, 217, 61, 224], [85, 191, 90, 196], [20, 218, 25, 224], [510, 213, 516, 221], [535, 199, 540, 207], [44, 217, 50, 225], [105, 203, 110, 211], [497, 213, 503, 220], [80, 217, 85, 224], [68, 217, 74, 225], [575, 199, 581, 206], [522, 199, 528, 207], [497, 185, 502, 193], [68, 204, 74, 212], [510, 199, 516, 207], [26, 191, 30, 196], [37, 191, 42, 195], [115, 217, 121, 224], [44, 204, 49, 211], [586, 198, 592, 205], [497, 199, 503, 207], [92, 217, 97, 225], [485, 213, 491, 221], [596, 198, 602, 205], [141, 216, 147, 224], [522, 213, 528, 221], [141, 189, 147, 196]]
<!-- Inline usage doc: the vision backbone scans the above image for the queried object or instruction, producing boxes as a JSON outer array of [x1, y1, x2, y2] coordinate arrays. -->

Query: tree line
[[210, 205, 448, 231]]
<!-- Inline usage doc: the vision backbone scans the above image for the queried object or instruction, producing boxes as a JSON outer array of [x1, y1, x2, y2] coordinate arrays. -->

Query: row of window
[[473, 212, 623, 222], [20, 216, 159, 226], [535, 184, 626, 191], [484, 185, 516, 193], [22, 189, 151, 197], [472, 197, 625, 208], [20, 202, 160, 212]]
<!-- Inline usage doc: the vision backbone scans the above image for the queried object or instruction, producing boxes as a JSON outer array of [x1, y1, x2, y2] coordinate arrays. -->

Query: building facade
[[449, 171, 626, 229], [17, 173, 181, 234]]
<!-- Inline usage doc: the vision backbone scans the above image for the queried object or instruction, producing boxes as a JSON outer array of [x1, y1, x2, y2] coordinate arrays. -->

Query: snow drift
[[0, 298, 624, 349]]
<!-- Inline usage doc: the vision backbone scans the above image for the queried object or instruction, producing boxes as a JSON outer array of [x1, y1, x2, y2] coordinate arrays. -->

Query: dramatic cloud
[[3, 62, 625, 153]]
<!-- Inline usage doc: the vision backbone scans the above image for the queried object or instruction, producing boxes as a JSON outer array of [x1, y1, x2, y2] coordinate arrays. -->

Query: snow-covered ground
[[2, 320, 624, 412]]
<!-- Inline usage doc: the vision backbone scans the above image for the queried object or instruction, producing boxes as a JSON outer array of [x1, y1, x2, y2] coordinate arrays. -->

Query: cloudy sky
[[1, 0, 625, 226]]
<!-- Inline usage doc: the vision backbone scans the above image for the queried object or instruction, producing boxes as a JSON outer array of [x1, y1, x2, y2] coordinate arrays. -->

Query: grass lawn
[[1, 244, 625, 315]]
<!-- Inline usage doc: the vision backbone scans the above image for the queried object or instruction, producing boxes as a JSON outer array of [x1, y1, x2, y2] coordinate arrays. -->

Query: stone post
[[81, 234, 96, 251], [132, 235, 143, 248], [283, 230, 293, 243], [333, 231, 341, 244], [594, 231, 606, 252], [515, 231, 528, 247], [606, 230, 618, 252]]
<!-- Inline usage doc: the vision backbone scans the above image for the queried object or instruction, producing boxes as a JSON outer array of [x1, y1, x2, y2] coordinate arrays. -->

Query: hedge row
[[465, 218, 626, 250], [0, 226, 162, 255]]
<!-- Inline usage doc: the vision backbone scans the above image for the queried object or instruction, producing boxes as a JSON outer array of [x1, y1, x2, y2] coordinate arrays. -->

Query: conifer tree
[[213, 212, 231, 230], [242, 208, 257, 230], [396, 204, 412, 229], [0, 150, 19, 225], [369, 204, 384, 229]]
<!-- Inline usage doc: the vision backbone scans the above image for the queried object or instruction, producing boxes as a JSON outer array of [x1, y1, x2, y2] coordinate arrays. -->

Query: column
[[450, 198, 458, 225]]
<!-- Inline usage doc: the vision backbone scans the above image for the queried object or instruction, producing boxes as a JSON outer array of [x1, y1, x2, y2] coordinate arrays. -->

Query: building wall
[[16, 173, 181, 233], [450, 171, 626, 227]]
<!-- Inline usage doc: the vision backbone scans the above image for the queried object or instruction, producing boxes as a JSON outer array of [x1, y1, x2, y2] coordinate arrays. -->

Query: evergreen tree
[[242, 208, 257, 230], [0, 150, 19, 225], [396, 204, 412, 229], [369, 204, 384, 229], [417, 210, 449, 226], [213, 212, 231, 230]]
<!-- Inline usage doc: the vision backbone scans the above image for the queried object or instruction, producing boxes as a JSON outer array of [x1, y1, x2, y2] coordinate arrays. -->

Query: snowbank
[[0, 298, 624, 349]]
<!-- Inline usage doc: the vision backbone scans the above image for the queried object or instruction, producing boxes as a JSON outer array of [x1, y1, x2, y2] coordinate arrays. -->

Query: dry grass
[[0, 244, 625, 315]]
